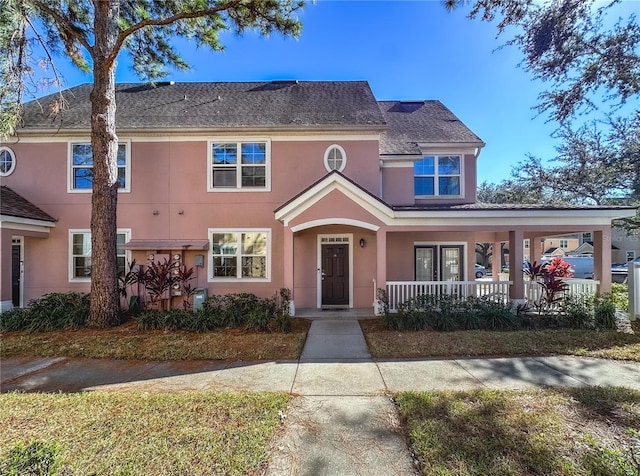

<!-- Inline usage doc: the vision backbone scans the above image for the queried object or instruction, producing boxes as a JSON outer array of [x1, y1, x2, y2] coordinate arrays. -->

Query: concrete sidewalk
[[3, 319, 639, 394], [2, 319, 639, 475]]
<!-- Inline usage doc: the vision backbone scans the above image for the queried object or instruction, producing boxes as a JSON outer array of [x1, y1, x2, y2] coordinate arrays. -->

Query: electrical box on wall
[[194, 254, 205, 267]]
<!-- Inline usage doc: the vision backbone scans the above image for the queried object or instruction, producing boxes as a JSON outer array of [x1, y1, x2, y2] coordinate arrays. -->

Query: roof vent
[[270, 80, 298, 85], [157, 81, 175, 86]]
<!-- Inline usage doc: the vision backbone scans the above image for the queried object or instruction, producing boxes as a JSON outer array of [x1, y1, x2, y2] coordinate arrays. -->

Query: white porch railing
[[385, 280, 511, 313], [525, 278, 599, 309], [385, 278, 600, 313]]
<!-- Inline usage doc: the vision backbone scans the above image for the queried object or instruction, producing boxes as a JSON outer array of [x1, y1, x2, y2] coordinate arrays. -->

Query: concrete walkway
[[2, 319, 640, 475]]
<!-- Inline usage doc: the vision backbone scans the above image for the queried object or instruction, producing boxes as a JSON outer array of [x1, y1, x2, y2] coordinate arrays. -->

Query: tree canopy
[[479, 113, 640, 230], [446, 0, 640, 124], [1, 0, 303, 327]]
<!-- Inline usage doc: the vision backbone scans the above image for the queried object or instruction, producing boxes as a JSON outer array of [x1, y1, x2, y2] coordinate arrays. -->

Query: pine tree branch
[[29, 0, 93, 54], [108, 0, 243, 66]]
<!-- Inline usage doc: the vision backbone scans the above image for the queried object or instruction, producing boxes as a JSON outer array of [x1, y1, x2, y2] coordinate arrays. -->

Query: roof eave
[[14, 124, 388, 137]]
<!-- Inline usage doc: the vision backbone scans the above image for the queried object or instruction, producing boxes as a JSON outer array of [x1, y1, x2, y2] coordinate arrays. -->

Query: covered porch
[[275, 172, 636, 316]]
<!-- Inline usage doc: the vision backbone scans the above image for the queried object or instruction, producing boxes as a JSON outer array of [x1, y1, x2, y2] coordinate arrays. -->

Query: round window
[[0, 147, 16, 176], [323, 145, 346, 172]]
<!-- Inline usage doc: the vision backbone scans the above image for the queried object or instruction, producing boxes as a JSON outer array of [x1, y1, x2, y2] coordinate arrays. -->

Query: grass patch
[[361, 319, 640, 362], [0, 391, 288, 476], [0, 319, 310, 361], [396, 387, 640, 475]]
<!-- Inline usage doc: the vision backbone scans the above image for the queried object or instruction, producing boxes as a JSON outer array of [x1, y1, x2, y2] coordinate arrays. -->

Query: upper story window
[[324, 145, 346, 172], [69, 142, 130, 192], [208, 141, 270, 191], [0, 147, 16, 176], [414, 155, 461, 197], [559, 239, 569, 248], [208, 229, 270, 281], [69, 229, 130, 281]]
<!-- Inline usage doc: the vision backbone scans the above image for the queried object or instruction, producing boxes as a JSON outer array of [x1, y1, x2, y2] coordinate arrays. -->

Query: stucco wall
[[0, 137, 382, 304]]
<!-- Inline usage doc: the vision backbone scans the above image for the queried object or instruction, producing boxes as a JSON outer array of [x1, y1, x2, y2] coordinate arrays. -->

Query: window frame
[[414, 242, 466, 281], [414, 154, 463, 198], [207, 139, 271, 192], [323, 144, 347, 173], [208, 228, 271, 282], [68, 229, 131, 282], [0, 146, 16, 176], [67, 140, 131, 193]]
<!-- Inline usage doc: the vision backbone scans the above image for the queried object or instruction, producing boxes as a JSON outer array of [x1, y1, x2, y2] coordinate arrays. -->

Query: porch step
[[295, 308, 376, 320]]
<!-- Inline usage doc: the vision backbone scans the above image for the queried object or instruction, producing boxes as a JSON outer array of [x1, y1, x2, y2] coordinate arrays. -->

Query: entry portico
[[275, 172, 635, 314]]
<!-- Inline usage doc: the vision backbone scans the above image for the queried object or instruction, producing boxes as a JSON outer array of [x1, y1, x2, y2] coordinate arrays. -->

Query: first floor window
[[70, 142, 129, 191], [70, 230, 129, 280], [414, 155, 461, 197], [209, 229, 270, 280]]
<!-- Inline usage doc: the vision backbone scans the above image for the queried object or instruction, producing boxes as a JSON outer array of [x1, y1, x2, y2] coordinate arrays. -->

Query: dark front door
[[11, 244, 21, 307], [321, 243, 349, 307]]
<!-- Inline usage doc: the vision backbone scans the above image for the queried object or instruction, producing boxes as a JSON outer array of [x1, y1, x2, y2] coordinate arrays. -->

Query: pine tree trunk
[[88, 0, 120, 328]]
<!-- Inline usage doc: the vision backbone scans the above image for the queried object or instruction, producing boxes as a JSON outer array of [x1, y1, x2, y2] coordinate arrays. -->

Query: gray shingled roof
[[393, 202, 637, 212], [19, 81, 387, 131], [378, 100, 484, 155], [0, 186, 56, 222]]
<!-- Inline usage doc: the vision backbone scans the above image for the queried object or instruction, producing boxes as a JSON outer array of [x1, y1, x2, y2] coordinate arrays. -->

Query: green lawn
[[396, 387, 640, 475], [0, 392, 288, 475], [0, 319, 310, 361], [361, 319, 640, 362]]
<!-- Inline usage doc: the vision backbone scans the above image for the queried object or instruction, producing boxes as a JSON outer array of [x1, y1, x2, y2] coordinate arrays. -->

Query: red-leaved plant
[[524, 256, 573, 311]]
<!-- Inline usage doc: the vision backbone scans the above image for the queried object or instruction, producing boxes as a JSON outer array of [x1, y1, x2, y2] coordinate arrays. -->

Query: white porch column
[[375, 229, 387, 315], [283, 226, 295, 315], [508, 229, 525, 301], [593, 228, 612, 294]]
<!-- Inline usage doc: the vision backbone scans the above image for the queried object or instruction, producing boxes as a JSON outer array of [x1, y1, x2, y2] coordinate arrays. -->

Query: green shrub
[[561, 294, 594, 329], [0, 308, 30, 332], [0, 293, 90, 332], [389, 294, 517, 332], [473, 298, 517, 330], [0, 440, 61, 476], [610, 283, 629, 312], [136, 309, 194, 331], [28, 293, 90, 331], [138, 291, 293, 333], [594, 294, 617, 329]]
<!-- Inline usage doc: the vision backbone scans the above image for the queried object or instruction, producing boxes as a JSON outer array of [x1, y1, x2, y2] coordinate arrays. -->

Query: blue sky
[[42, 0, 637, 184]]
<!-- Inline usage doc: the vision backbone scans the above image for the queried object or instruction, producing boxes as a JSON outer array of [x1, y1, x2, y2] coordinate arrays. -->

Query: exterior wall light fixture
[[359, 238, 366, 248]]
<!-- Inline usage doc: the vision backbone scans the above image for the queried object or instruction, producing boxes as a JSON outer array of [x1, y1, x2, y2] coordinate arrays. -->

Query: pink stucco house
[[0, 81, 635, 314]]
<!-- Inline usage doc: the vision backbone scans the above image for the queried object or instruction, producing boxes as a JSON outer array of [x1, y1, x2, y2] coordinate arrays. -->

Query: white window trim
[[207, 139, 271, 192], [0, 146, 16, 176], [67, 140, 131, 193], [208, 228, 271, 282], [414, 154, 464, 199], [323, 144, 347, 173], [68, 228, 131, 282]]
